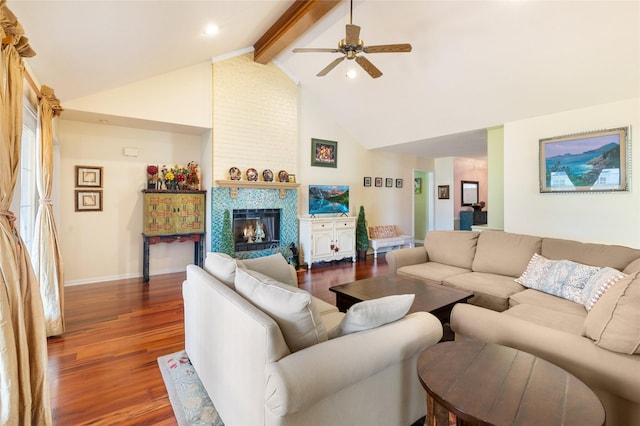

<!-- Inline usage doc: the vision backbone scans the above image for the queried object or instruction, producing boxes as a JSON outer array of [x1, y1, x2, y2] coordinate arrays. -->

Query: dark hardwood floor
[[48, 256, 389, 425]]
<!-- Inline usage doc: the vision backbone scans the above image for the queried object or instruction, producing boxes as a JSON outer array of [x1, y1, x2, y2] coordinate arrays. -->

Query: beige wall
[[504, 97, 640, 247], [50, 55, 640, 284], [57, 120, 205, 284]]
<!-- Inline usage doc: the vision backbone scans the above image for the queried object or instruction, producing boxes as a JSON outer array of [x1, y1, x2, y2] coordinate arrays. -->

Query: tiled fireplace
[[210, 187, 298, 259]]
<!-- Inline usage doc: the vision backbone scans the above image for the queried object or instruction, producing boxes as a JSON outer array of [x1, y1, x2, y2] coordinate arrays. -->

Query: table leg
[[194, 237, 204, 267], [143, 237, 150, 282], [427, 393, 453, 426]]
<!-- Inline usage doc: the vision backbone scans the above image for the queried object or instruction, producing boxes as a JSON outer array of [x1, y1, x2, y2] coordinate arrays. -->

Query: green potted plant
[[356, 205, 369, 260]]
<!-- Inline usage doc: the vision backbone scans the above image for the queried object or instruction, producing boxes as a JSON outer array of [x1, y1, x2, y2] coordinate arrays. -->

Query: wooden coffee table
[[329, 274, 473, 340], [417, 340, 605, 426]]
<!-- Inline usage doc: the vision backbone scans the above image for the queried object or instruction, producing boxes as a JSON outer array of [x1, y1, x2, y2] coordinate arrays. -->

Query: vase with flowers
[[147, 165, 159, 189], [471, 201, 486, 211]]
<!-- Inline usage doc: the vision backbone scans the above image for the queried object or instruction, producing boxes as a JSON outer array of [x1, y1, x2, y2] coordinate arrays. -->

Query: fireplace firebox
[[233, 209, 281, 252]]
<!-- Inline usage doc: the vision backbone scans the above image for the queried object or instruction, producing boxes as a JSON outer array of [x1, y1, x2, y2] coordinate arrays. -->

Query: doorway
[[413, 170, 433, 244]]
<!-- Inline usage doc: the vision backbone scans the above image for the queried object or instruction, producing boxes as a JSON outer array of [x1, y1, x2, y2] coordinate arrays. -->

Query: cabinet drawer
[[311, 222, 333, 232], [335, 220, 354, 229]]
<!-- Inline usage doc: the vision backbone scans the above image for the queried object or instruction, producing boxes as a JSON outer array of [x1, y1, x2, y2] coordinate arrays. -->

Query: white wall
[[58, 120, 204, 284], [504, 98, 640, 247], [64, 62, 212, 128], [298, 88, 418, 236], [434, 157, 455, 230]]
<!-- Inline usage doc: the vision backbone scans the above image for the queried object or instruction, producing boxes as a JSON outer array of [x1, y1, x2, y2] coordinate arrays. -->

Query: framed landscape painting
[[539, 127, 629, 193]]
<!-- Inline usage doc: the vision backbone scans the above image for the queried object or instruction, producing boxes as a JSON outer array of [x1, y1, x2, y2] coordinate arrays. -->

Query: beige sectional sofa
[[386, 230, 640, 426], [183, 252, 443, 426]]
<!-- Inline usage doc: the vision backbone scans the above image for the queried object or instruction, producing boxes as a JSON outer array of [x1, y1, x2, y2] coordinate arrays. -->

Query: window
[[19, 102, 38, 253]]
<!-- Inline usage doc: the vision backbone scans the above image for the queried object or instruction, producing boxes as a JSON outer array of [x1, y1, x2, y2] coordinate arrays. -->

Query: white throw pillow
[[329, 294, 415, 338], [234, 268, 327, 352], [203, 252, 237, 288]]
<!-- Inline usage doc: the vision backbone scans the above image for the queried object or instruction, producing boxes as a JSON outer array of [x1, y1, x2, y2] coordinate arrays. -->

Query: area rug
[[157, 350, 224, 426]]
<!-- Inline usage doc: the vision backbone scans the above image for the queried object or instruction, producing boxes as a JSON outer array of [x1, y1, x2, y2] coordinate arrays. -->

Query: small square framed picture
[[76, 165, 103, 188], [364, 177, 372, 187], [396, 179, 403, 188], [385, 178, 393, 188], [75, 190, 103, 212], [374, 177, 383, 187]]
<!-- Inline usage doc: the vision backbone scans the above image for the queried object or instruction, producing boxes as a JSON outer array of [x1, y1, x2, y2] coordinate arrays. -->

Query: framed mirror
[[461, 180, 479, 206]]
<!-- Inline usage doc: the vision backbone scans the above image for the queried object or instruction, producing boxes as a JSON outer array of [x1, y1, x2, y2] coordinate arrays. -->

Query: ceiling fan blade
[[317, 56, 346, 76], [293, 48, 340, 53], [355, 56, 382, 78], [345, 24, 361, 46], [363, 43, 412, 54]]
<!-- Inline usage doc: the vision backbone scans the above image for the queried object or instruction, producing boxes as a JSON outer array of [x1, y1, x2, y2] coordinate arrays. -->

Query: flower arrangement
[[147, 162, 200, 190]]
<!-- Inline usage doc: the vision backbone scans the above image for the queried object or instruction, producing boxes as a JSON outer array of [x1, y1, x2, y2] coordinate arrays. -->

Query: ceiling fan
[[292, 0, 412, 78]]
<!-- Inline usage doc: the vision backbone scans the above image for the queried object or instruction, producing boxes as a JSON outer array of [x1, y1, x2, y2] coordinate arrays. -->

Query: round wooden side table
[[417, 340, 605, 426]]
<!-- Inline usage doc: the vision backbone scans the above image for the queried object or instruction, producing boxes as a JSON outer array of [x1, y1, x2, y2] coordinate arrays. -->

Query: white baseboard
[[64, 267, 186, 286]]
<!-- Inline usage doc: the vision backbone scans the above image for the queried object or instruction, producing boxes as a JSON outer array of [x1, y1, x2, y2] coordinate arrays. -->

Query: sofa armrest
[[264, 311, 442, 416], [385, 246, 428, 273], [450, 303, 640, 405]]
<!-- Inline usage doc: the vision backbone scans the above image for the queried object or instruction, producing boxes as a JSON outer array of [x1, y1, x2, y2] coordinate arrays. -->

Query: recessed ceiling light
[[203, 24, 219, 37], [345, 69, 357, 79]]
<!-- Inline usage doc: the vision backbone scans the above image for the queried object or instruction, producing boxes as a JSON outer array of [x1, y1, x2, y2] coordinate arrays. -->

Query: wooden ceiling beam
[[254, 0, 341, 65]]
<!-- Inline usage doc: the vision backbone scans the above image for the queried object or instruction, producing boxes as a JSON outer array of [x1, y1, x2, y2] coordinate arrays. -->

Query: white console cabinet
[[299, 216, 356, 269]]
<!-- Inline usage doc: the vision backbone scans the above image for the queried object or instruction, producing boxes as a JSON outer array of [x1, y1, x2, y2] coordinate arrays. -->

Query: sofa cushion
[[472, 231, 542, 278], [397, 262, 470, 286], [542, 237, 640, 271], [583, 272, 640, 354], [504, 304, 586, 335], [204, 252, 237, 288], [234, 268, 328, 352], [237, 253, 296, 287], [424, 231, 479, 270], [623, 257, 640, 274], [582, 267, 626, 311], [444, 272, 524, 312], [328, 294, 415, 338], [509, 289, 587, 317]]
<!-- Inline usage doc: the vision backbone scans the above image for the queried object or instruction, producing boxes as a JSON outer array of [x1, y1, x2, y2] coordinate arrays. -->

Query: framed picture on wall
[[539, 126, 629, 193], [311, 138, 338, 168], [374, 177, 383, 187], [76, 165, 103, 188], [364, 177, 372, 187], [385, 178, 393, 187], [396, 179, 403, 188], [75, 190, 103, 212], [414, 178, 422, 194], [438, 185, 450, 199]]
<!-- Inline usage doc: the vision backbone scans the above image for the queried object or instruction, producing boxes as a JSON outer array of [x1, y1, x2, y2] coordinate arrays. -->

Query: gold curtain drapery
[[32, 85, 64, 337], [0, 1, 52, 424]]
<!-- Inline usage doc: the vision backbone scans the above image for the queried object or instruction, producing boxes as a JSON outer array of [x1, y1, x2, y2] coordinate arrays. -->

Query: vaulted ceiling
[[10, 0, 640, 159]]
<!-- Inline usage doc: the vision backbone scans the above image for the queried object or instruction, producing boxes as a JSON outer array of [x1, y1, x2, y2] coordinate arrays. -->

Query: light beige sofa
[[183, 252, 443, 426], [386, 230, 640, 426]]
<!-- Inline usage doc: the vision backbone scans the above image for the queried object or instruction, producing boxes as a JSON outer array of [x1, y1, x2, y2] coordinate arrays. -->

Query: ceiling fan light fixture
[[345, 69, 357, 79], [292, 0, 411, 78]]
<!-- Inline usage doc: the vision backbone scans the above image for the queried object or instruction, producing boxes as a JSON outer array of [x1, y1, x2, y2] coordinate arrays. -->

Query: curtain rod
[[24, 67, 41, 98]]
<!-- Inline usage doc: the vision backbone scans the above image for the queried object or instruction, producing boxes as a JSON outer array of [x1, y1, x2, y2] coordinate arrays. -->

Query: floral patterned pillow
[[515, 253, 601, 304], [582, 267, 626, 311], [515, 253, 552, 287]]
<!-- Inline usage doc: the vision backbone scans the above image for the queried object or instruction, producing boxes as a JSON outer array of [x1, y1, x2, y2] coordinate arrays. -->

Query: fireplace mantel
[[215, 180, 300, 199]]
